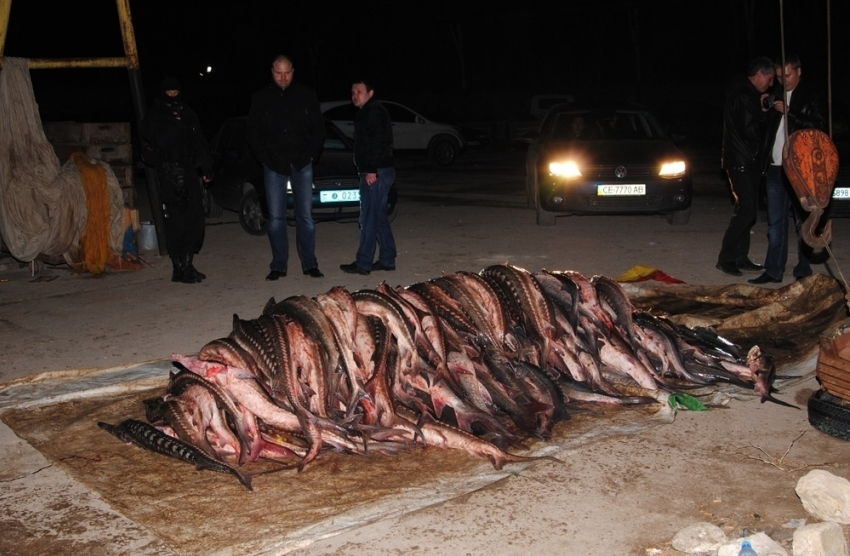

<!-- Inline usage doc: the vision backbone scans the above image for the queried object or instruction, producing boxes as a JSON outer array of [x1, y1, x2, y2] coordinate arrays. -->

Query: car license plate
[[597, 184, 646, 196], [833, 187, 850, 199], [320, 190, 360, 203]]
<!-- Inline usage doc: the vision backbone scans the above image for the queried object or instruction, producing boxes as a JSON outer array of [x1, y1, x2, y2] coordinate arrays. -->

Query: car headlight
[[659, 160, 686, 178], [549, 161, 582, 178]]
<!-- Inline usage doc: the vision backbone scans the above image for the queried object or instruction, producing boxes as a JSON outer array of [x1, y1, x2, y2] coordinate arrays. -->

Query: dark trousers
[[763, 165, 812, 279], [158, 166, 205, 257], [718, 169, 760, 266]]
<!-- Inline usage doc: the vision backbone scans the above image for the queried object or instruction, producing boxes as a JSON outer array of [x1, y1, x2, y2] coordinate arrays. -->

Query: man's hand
[[365, 172, 378, 186], [772, 100, 786, 114]]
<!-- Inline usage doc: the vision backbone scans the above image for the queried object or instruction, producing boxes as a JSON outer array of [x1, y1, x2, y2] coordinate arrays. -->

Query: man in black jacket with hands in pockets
[[248, 55, 325, 280], [340, 78, 396, 276]]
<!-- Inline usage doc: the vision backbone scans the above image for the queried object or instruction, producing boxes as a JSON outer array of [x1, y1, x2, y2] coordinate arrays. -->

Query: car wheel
[[203, 187, 223, 218], [387, 184, 399, 223], [429, 135, 459, 166], [808, 389, 850, 441], [239, 189, 267, 236], [536, 204, 556, 226], [666, 207, 691, 225]]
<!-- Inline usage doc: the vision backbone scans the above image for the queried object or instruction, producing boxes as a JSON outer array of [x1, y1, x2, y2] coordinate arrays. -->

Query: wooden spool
[[782, 129, 840, 248], [782, 128, 839, 212]]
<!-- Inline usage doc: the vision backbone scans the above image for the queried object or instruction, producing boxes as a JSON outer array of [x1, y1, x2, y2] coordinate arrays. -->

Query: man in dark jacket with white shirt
[[247, 55, 325, 280], [340, 78, 396, 275], [749, 53, 825, 284]]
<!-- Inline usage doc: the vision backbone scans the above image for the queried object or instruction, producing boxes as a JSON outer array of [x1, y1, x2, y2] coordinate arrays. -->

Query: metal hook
[[800, 206, 832, 249]]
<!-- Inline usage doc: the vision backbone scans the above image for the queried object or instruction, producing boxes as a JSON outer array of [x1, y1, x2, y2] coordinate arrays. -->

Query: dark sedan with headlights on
[[526, 103, 692, 226], [205, 118, 396, 235]]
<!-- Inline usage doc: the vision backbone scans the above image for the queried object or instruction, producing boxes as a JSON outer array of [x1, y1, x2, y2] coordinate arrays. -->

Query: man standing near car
[[248, 55, 325, 280], [749, 54, 824, 284], [716, 56, 775, 277], [340, 78, 396, 275]]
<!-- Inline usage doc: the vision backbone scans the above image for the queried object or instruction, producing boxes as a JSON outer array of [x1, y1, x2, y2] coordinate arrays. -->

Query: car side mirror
[[517, 131, 538, 144]]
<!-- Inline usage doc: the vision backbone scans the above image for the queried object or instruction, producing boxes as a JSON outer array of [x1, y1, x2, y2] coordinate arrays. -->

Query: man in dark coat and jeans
[[716, 56, 776, 277], [340, 78, 396, 276], [248, 55, 325, 280], [749, 53, 825, 284], [142, 77, 213, 284]]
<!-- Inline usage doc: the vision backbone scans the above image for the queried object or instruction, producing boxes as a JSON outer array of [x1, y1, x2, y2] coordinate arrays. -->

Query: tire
[[536, 204, 556, 226], [808, 389, 850, 442], [238, 189, 267, 236], [429, 135, 460, 166], [387, 184, 399, 223], [666, 207, 690, 225], [526, 158, 538, 209], [203, 187, 223, 218]]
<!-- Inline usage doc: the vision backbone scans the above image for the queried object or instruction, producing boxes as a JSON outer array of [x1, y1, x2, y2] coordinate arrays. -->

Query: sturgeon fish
[[98, 419, 253, 491]]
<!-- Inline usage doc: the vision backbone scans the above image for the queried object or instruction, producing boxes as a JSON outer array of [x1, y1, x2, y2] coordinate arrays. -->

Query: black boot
[[186, 253, 206, 280], [171, 256, 185, 282], [171, 255, 201, 284]]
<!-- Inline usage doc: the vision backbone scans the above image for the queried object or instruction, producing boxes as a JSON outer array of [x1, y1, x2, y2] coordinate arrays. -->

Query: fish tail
[[194, 461, 254, 491]]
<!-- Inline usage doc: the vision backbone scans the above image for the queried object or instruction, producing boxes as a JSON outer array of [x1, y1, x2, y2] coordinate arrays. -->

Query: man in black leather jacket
[[247, 55, 325, 280], [142, 77, 213, 284], [717, 57, 776, 277], [340, 78, 396, 275], [749, 54, 825, 284]]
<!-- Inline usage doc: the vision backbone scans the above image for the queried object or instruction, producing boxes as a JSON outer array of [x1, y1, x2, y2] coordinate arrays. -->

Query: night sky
[[3, 0, 847, 141]]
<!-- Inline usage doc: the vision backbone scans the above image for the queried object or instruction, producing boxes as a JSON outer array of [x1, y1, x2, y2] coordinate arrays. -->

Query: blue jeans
[[355, 167, 396, 270], [764, 165, 812, 279], [264, 163, 317, 273]]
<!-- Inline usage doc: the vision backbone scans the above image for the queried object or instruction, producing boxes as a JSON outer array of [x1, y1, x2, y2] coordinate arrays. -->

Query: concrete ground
[[2, 146, 850, 555]]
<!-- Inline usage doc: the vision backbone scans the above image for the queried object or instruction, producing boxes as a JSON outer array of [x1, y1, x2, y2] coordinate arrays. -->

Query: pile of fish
[[99, 264, 786, 490]]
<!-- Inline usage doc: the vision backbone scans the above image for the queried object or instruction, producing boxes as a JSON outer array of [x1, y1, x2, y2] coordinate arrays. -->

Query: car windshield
[[548, 110, 666, 141]]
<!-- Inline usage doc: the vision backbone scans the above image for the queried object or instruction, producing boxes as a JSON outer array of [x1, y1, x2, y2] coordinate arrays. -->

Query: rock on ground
[[796, 470, 850, 524]]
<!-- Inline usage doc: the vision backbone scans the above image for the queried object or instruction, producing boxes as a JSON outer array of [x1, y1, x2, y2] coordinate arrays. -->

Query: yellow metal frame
[[0, 0, 140, 69]]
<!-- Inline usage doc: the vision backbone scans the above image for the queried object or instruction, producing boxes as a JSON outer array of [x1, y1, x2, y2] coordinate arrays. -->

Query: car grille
[[581, 165, 658, 179], [314, 177, 359, 189], [580, 195, 664, 208]]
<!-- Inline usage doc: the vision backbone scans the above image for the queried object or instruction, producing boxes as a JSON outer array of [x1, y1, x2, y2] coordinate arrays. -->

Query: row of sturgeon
[[99, 264, 789, 490]]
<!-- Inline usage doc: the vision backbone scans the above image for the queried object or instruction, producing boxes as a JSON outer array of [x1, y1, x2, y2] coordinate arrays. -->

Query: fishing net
[[0, 57, 124, 268]]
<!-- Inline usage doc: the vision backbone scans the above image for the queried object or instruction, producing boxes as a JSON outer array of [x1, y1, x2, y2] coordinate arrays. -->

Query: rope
[[71, 152, 111, 275]]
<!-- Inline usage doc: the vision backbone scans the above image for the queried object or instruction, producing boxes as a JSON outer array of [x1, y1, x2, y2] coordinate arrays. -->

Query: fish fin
[[760, 392, 800, 410]]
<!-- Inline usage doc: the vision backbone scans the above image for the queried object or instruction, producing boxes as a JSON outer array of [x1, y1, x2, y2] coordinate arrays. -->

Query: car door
[[323, 103, 358, 141], [383, 102, 428, 149], [209, 120, 244, 210]]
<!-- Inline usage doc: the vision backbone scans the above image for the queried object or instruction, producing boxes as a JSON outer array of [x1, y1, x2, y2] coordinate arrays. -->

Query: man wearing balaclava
[[142, 77, 214, 284]]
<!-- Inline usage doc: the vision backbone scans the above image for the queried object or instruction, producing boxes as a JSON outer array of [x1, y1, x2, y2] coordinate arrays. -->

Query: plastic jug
[[738, 540, 758, 556]]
